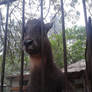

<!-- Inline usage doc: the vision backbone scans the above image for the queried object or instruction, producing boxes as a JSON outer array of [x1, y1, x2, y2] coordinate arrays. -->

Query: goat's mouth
[[24, 44, 40, 55], [23, 40, 41, 55]]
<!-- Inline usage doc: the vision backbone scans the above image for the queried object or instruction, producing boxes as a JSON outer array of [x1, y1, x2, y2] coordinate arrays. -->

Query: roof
[[62, 59, 86, 72], [7, 72, 30, 80]]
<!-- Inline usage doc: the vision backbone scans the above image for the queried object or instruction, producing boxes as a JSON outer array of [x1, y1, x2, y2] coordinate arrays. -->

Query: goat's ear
[[44, 23, 53, 34]]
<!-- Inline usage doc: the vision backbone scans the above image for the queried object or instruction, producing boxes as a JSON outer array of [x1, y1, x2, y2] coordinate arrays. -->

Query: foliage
[[49, 33, 64, 68], [49, 26, 86, 68], [86, 0, 92, 16]]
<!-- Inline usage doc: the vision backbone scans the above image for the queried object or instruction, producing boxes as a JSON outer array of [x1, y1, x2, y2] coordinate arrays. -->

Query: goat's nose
[[24, 40, 33, 46]]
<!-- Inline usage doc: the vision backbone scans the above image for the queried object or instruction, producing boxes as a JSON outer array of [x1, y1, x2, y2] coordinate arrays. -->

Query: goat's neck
[[29, 43, 54, 71], [30, 55, 46, 71]]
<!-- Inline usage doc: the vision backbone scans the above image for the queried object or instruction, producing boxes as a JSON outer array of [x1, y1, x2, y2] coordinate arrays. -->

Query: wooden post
[[60, 0, 68, 92], [19, 0, 25, 92], [86, 17, 92, 91]]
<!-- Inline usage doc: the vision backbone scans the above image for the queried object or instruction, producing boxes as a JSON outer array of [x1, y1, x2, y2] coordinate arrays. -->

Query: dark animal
[[23, 18, 73, 92]]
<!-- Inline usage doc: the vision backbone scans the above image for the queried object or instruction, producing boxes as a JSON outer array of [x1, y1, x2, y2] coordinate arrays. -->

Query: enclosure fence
[[0, 0, 92, 92]]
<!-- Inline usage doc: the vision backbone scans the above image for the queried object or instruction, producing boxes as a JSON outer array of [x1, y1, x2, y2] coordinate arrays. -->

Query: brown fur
[[23, 19, 73, 92]]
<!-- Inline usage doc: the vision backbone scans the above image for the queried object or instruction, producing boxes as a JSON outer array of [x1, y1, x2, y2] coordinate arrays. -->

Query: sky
[[75, 0, 85, 26], [0, 0, 86, 28]]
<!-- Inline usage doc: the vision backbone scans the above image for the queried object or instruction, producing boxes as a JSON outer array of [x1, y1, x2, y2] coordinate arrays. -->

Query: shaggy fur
[[23, 19, 73, 92]]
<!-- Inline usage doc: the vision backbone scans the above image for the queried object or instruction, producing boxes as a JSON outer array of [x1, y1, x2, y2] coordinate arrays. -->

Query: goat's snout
[[24, 40, 33, 46]]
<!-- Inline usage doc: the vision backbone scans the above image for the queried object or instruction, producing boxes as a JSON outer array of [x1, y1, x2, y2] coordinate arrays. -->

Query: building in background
[[7, 72, 30, 92], [7, 59, 86, 92]]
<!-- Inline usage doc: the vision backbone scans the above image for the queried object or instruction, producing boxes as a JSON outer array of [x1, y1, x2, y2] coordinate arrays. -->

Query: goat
[[23, 18, 73, 92]]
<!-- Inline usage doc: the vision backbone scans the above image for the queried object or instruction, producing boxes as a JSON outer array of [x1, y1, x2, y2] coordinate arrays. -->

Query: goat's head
[[23, 19, 53, 56]]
